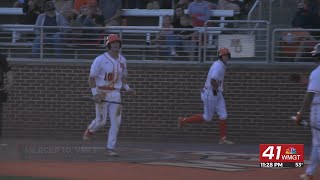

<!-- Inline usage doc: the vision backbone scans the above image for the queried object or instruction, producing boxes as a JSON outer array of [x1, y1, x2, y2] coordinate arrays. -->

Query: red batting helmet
[[105, 34, 122, 48], [218, 47, 231, 58]]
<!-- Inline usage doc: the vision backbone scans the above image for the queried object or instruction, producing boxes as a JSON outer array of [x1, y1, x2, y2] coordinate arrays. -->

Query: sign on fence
[[218, 34, 255, 58]]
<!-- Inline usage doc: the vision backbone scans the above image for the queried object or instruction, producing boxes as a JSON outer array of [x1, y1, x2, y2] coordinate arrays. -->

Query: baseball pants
[[306, 104, 320, 175], [87, 90, 122, 150]]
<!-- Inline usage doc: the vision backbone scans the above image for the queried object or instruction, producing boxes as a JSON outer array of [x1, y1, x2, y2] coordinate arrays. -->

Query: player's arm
[[121, 62, 136, 96], [299, 74, 319, 115], [89, 59, 98, 95], [298, 92, 315, 116], [89, 75, 103, 103], [89, 59, 103, 103], [294, 73, 319, 125], [209, 64, 220, 95], [122, 76, 135, 96]]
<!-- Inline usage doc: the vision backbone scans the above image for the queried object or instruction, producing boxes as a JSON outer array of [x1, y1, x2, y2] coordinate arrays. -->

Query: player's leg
[[105, 91, 122, 156], [178, 89, 215, 129], [301, 105, 320, 179], [83, 103, 108, 141], [216, 94, 234, 144], [301, 144, 318, 180]]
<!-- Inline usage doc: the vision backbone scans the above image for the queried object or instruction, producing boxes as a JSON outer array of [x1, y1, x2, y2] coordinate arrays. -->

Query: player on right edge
[[177, 48, 234, 144], [292, 43, 320, 180]]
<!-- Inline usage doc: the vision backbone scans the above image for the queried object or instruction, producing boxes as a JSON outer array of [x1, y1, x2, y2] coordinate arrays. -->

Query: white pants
[[201, 88, 227, 121], [87, 89, 122, 150], [306, 104, 320, 175]]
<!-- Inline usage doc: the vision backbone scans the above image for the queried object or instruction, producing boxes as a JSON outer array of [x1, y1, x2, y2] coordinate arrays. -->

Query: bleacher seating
[[0, 7, 233, 57], [0, 8, 236, 27], [0, 7, 250, 61]]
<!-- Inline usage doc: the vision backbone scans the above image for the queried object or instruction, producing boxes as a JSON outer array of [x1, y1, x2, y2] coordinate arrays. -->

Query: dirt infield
[[0, 161, 319, 180], [0, 138, 318, 180]]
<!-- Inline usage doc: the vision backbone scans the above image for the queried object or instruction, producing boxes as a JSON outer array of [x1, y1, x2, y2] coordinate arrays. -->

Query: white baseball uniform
[[305, 65, 320, 175], [201, 59, 227, 121], [87, 52, 128, 150]]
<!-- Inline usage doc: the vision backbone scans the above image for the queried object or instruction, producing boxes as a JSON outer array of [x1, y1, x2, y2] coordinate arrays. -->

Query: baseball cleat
[[219, 136, 234, 144], [105, 149, 119, 157], [83, 129, 93, 141], [177, 117, 185, 129], [300, 174, 313, 180]]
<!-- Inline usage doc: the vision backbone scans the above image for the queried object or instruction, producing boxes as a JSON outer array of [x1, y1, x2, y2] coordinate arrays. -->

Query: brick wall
[[1, 60, 316, 144]]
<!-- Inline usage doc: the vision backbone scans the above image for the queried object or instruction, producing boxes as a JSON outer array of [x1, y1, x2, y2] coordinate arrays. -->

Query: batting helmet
[[311, 43, 320, 58], [218, 47, 231, 58], [106, 34, 122, 49]]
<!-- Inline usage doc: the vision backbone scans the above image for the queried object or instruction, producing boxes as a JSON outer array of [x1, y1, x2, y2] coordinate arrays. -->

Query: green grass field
[[0, 176, 66, 180]]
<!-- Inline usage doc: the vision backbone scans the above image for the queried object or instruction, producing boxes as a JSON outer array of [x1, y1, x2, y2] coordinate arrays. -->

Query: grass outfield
[[0, 176, 67, 180]]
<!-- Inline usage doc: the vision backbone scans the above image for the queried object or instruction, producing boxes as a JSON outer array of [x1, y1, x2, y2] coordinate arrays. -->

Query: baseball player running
[[292, 43, 320, 180], [178, 48, 234, 144], [83, 34, 136, 156]]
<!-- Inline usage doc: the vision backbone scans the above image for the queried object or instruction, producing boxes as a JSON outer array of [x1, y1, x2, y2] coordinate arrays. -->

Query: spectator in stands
[[153, 15, 177, 56], [172, 4, 185, 28], [75, 0, 99, 24], [160, 0, 173, 8], [80, 2, 106, 43], [188, 0, 210, 27], [175, 14, 197, 60], [124, 0, 148, 9], [21, 0, 43, 24], [241, 0, 254, 14], [53, 0, 74, 22], [32, 0, 69, 57], [280, 0, 319, 61], [71, 0, 99, 25], [280, 30, 317, 62], [146, 0, 160, 9], [174, 0, 191, 9], [73, 0, 97, 14], [13, 0, 25, 7], [292, 0, 320, 37], [205, 0, 218, 9], [217, 0, 241, 12], [99, 0, 122, 26]]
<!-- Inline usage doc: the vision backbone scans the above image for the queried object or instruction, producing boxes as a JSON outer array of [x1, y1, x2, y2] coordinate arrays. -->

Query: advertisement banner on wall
[[218, 34, 256, 58]]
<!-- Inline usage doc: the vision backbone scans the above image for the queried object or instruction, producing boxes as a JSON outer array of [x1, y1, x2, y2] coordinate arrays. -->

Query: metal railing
[[0, 25, 204, 61], [2, 23, 319, 63], [247, 0, 262, 21], [0, 23, 270, 62], [248, 0, 274, 24], [271, 28, 320, 62]]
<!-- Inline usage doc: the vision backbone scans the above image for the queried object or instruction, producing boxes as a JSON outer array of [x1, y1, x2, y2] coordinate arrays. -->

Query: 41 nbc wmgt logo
[[259, 144, 304, 168]]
